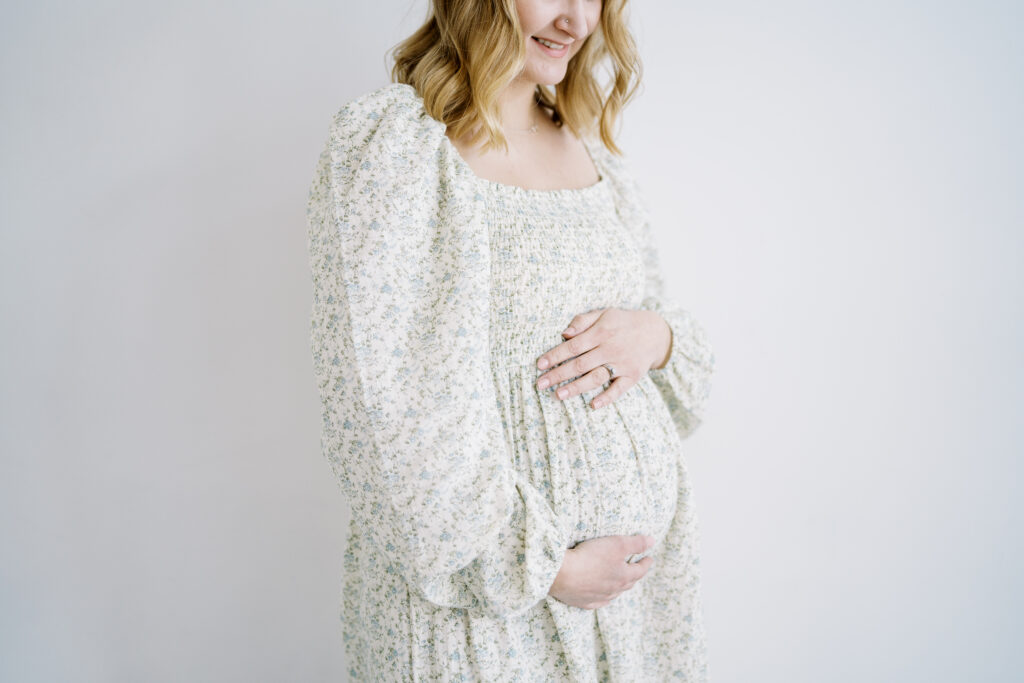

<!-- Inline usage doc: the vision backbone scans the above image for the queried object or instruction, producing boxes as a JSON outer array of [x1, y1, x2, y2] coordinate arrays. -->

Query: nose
[[557, 0, 591, 41]]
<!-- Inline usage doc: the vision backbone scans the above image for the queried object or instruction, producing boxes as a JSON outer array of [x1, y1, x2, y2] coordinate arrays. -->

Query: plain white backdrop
[[2, 1, 1021, 681]]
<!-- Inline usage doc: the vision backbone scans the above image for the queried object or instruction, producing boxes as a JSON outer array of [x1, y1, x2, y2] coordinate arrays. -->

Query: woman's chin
[[518, 64, 570, 88]]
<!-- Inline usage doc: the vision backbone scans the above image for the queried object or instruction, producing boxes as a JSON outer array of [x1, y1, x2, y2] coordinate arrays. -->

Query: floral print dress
[[306, 82, 715, 682]]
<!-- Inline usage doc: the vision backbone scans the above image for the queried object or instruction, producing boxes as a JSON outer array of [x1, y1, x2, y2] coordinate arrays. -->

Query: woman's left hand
[[536, 308, 672, 410]]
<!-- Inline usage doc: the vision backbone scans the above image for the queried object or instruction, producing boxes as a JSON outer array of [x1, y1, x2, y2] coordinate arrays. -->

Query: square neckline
[[440, 133, 607, 198], [394, 81, 608, 198]]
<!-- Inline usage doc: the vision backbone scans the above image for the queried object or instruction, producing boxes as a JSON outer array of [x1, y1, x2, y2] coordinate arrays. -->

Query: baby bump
[[494, 366, 681, 549], [561, 379, 680, 547]]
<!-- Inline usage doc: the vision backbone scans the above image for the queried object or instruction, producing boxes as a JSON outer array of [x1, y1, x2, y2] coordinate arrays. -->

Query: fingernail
[[556, 388, 568, 399], [537, 377, 549, 390], [563, 326, 575, 335], [537, 358, 549, 369]]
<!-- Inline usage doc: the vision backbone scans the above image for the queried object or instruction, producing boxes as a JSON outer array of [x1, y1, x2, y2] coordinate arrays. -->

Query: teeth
[[534, 37, 565, 50]]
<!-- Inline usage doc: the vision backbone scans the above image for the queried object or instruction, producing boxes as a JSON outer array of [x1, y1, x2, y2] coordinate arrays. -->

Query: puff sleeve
[[306, 86, 569, 619], [604, 151, 716, 441]]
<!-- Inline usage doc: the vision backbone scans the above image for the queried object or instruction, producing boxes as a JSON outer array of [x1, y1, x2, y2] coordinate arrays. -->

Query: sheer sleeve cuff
[[439, 476, 570, 618]]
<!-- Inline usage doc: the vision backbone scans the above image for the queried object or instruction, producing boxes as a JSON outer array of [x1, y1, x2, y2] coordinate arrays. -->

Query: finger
[[538, 309, 612, 372], [551, 360, 613, 401], [625, 534, 655, 556], [538, 326, 600, 373], [624, 556, 655, 581], [536, 334, 603, 389], [561, 308, 606, 338], [589, 376, 634, 410]]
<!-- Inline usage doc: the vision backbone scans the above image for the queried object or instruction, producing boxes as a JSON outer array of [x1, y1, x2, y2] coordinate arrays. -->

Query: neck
[[496, 78, 541, 131]]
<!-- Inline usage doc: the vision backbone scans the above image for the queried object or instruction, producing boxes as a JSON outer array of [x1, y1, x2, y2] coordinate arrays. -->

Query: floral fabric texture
[[306, 82, 715, 682]]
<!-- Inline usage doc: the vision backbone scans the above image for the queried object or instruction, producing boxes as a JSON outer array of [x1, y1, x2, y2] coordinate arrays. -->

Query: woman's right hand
[[547, 534, 656, 610]]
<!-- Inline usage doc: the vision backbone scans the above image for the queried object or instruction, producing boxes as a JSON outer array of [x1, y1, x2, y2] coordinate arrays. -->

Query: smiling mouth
[[532, 36, 568, 50]]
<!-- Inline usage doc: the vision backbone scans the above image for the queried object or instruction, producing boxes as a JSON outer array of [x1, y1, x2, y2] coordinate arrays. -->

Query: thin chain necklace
[[502, 101, 544, 135]]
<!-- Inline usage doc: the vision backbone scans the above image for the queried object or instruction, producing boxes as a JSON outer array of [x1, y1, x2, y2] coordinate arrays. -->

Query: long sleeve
[[600, 148, 716, 442], [638, 217, 715, 441], [306, 85, 569, 620]]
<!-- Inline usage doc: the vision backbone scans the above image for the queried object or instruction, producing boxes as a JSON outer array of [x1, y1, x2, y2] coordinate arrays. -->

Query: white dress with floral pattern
[[306, 82, 715, 682]]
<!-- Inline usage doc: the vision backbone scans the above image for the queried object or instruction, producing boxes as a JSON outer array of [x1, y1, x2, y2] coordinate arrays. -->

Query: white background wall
[[2, 1, 1020, 681]]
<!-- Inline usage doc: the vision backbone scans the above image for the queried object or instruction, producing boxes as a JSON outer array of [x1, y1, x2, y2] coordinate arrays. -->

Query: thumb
[[628, 534, 653, 555]]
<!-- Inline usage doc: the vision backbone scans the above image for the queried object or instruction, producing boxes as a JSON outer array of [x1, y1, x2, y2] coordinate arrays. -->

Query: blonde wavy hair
[[389, 0, 642, 155]]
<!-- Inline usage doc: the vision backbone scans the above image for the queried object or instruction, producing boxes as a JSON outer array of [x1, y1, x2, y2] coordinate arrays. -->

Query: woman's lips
[[532, 35, 569, 57]]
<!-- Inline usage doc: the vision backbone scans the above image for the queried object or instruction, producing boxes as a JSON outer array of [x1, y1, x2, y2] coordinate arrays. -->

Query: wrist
[[548, 546, 577, 597], [648, 312, 672, 371]]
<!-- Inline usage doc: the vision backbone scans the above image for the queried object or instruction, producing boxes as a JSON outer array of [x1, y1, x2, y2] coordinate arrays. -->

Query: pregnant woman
[[306, 0, 715, 680]]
